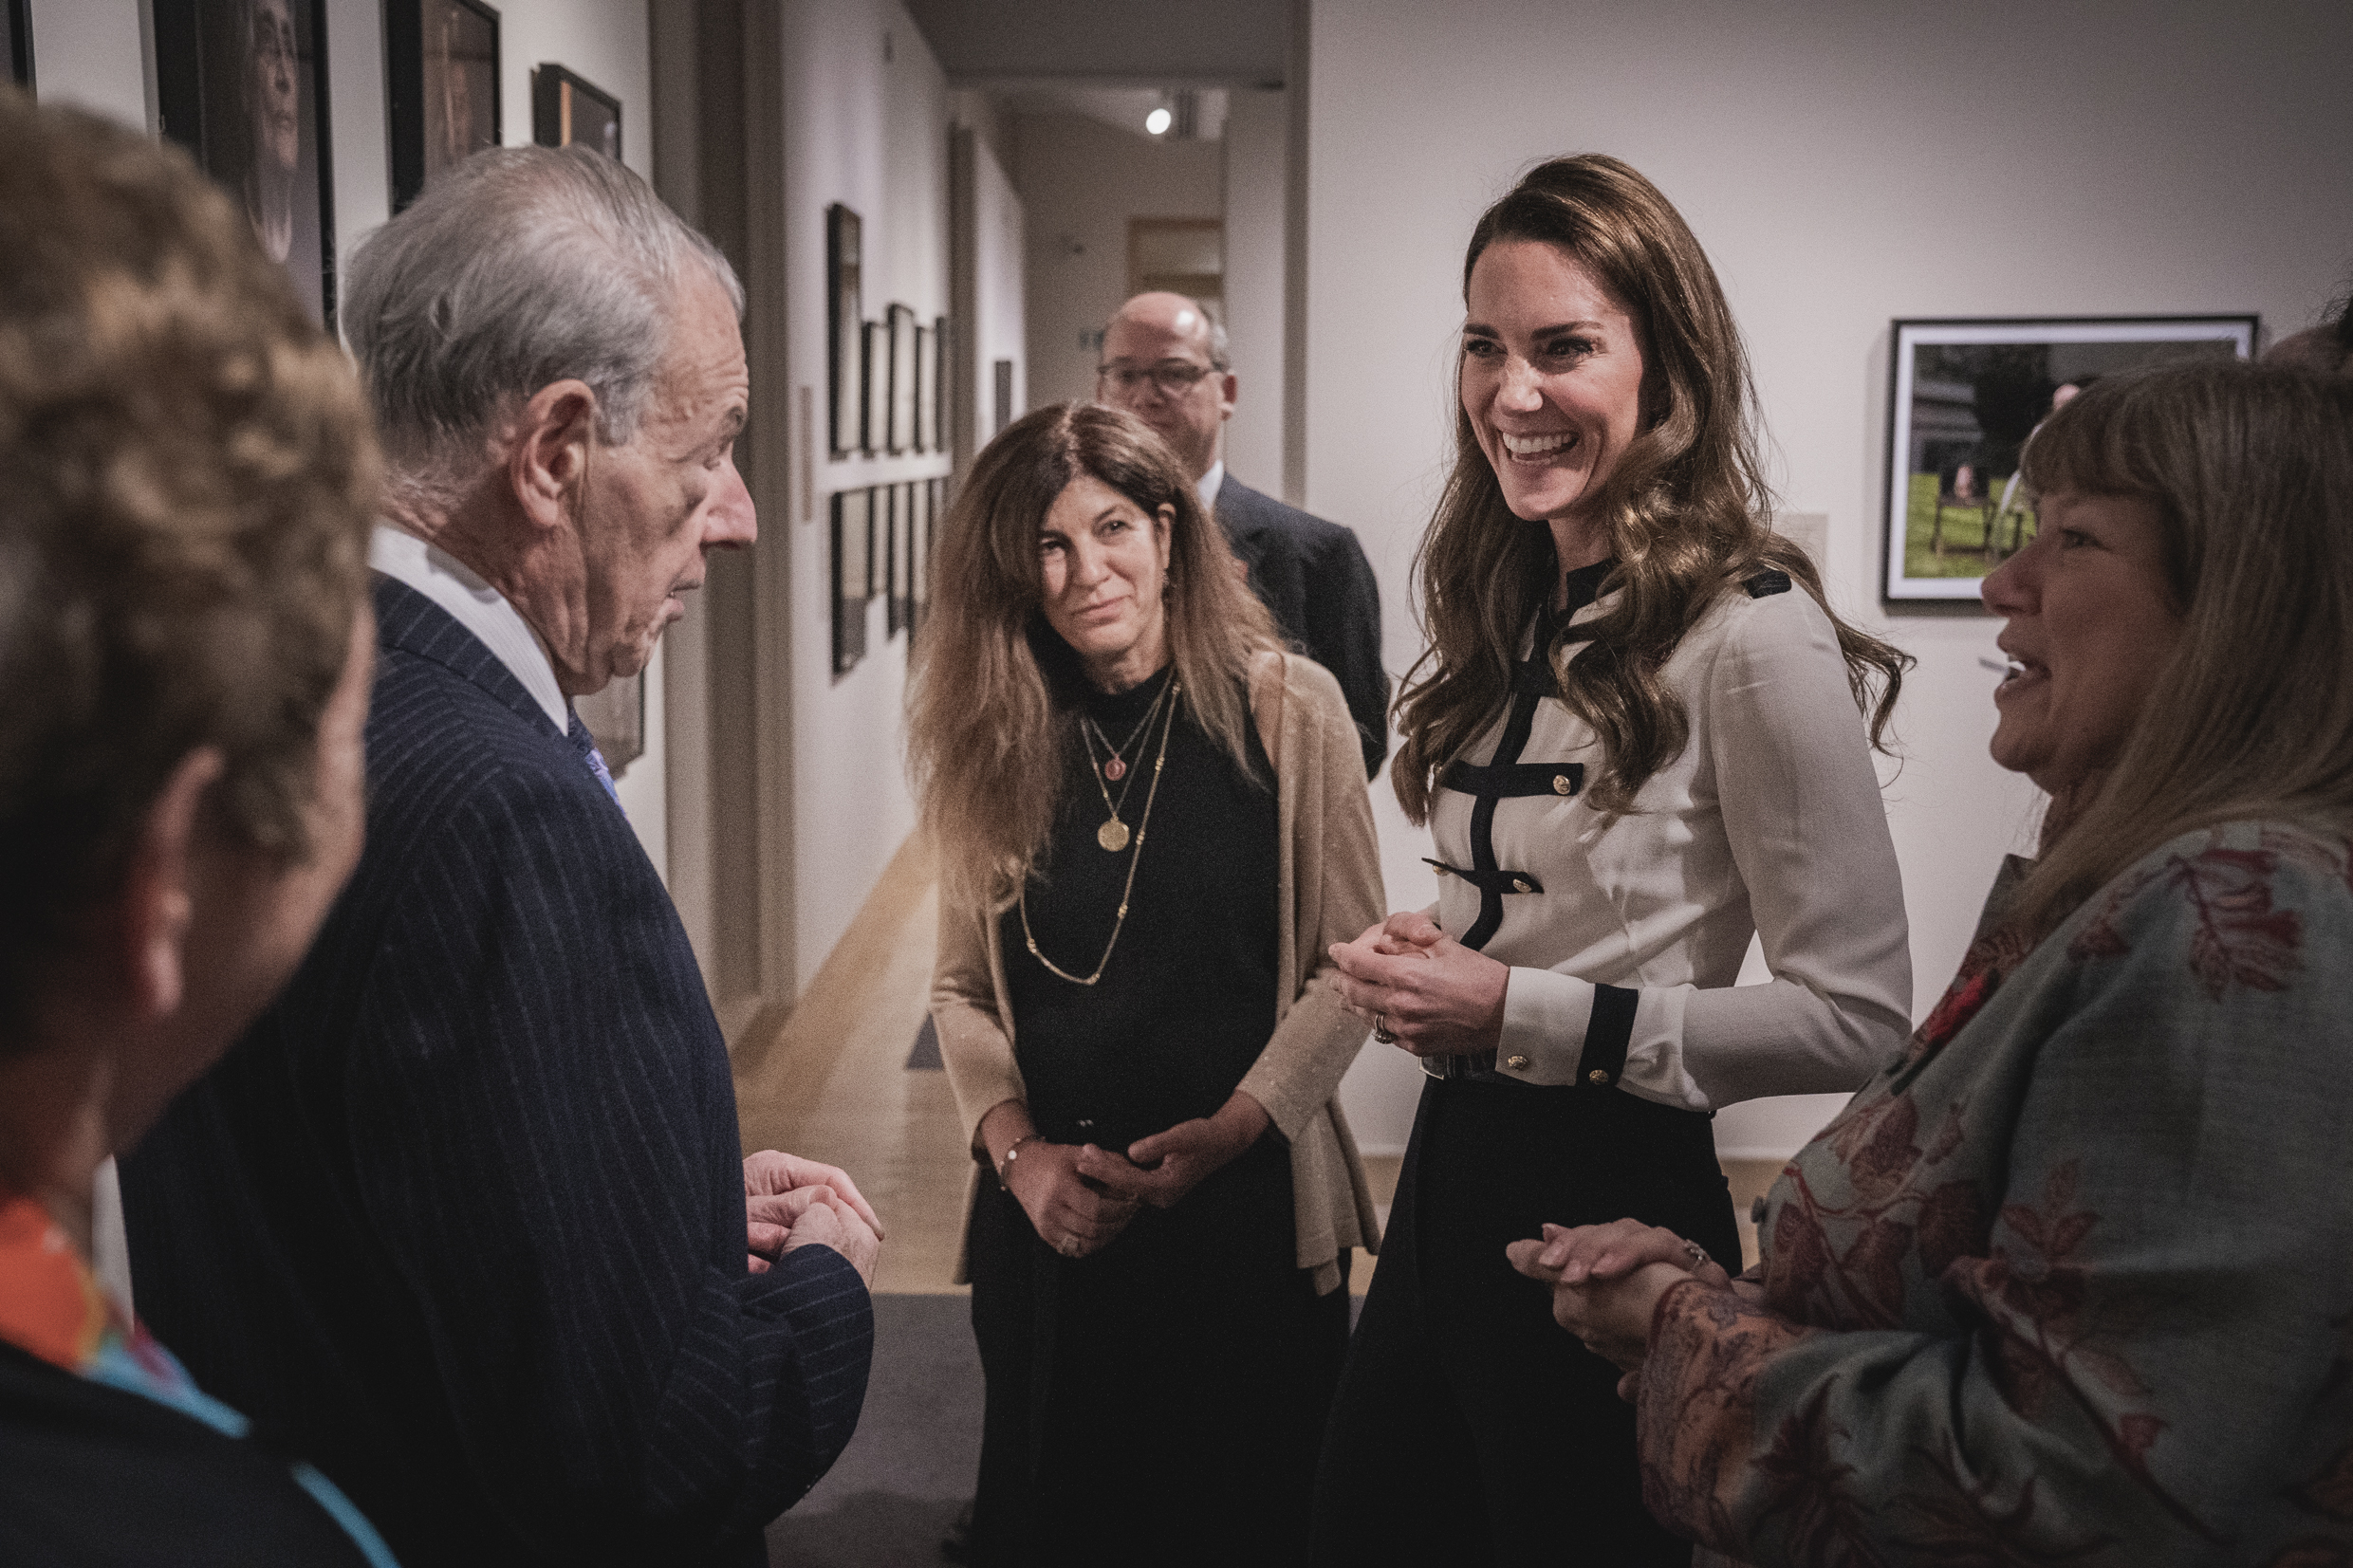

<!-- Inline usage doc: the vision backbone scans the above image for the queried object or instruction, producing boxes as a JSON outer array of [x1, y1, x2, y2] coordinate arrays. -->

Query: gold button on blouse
[[1551, 774, 1573, 796], [1588, 1068, 1611, 1085], [1506, 1054, 1529, 1070]]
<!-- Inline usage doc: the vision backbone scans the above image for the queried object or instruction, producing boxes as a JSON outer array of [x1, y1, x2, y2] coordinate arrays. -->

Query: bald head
[[2265, 321, 2353, 378], [1109, 291, 1229, 366], [1097, 291, 1236, 481]]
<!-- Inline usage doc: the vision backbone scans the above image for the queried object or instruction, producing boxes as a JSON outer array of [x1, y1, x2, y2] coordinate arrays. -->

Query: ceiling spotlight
[[1145, 106, 1172, 136]]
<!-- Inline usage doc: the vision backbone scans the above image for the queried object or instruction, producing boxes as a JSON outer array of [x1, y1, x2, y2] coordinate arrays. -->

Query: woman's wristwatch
[[995, 1133, 1043, 1190]]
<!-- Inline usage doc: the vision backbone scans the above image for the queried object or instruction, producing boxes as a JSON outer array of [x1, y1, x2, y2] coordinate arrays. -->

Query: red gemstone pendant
[[1103, 757, 1127, 782]]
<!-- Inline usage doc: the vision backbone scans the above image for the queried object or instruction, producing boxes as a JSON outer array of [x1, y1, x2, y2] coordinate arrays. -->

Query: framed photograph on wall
[[6, 0, 33, 88], [832, 488, 871, 675], [530, 63, 618, 160], [896, 482, 917, 633], [385, 0, 499, 212], [908, 479, 931, 637], [886, 304, 917, 455], [862, 319, 888, 457], [827, 204, 862, 458], [912, 323, 934, 452], [153, 0, 337, 327], [933, 316, 951, 455], [881, 483, 902, 637], [1882, 315, 2257, 603]]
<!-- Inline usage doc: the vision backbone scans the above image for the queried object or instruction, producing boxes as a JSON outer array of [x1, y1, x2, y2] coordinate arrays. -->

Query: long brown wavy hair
[[907, 403, 1280, 909], [2003, 360, 2353, 939], [1392, 154, 1907, 823]]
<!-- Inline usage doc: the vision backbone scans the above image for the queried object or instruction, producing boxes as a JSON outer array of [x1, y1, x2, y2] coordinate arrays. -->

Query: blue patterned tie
[[565, 710, 622, 807]]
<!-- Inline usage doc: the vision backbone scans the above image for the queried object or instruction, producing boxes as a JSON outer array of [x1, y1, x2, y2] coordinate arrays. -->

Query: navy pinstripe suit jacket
[[122, 578, 872, 1568]]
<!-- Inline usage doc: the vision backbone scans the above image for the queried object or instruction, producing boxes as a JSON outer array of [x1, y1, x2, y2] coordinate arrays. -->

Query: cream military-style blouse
[[1426, 566, 1913, 1113]]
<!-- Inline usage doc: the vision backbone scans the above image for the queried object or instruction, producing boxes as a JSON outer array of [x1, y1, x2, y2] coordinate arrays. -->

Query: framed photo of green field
[[1881, 316, 2255, 604]]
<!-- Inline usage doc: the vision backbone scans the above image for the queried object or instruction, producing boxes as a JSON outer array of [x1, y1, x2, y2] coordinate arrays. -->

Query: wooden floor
[[732, 839, 1784, 1293]]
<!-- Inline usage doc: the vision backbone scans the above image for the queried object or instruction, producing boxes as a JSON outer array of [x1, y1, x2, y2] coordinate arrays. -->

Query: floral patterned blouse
[[1639, 822, 2353, 1566]]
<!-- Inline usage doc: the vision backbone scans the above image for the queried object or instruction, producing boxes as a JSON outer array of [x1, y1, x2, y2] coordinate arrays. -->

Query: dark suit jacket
[[1214, 474, 1389, 777], [120, 578, 873, 1568]]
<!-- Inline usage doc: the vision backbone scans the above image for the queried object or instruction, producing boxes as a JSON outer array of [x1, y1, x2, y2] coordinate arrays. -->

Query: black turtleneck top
[[1000, 667, 1281, 1153]]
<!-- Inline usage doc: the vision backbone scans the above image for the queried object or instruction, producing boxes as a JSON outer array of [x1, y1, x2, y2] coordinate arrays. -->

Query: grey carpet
[[767, 1293, 982, 1566]]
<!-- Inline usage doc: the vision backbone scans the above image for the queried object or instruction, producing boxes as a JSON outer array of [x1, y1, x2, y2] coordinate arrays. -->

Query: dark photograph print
[[833, 487, 872, 676], [6, 0, 32, 89], [387, 0, 500, 211], [887, 303, 918, 456], [531, 63, 618, 159], [828, 204, 862, 458], [1882, 315, 2256, 602], [153, 0, 336, 326]]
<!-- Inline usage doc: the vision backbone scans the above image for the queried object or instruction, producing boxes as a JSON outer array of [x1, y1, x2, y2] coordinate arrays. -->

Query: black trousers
[[1309, 1077, 1739, 1567], [967, 1137, 1350, 1568]]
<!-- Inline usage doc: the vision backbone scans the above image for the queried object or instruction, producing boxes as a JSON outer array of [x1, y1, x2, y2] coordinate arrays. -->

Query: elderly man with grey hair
[[120, 147, 878, 1568]]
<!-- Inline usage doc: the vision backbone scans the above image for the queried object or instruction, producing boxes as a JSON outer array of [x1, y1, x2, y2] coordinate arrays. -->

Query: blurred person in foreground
[[914, 403, 1383, 1564], [1312, 154, 1913, 1566], [120, 146, 879, 1568], [0, 87, 394, 1563], [1096, 291, 1390, 777], [1519, 359, 2353, 1566]]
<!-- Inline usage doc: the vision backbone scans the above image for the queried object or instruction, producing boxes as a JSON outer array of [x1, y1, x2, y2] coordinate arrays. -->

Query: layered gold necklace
[[1020, 679, 1182, 987], [1078, 673, 1174, 852]]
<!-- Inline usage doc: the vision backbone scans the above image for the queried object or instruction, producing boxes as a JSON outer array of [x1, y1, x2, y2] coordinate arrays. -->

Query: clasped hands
[[984, 1093, 1271, 1261], [1505, 1218, 1732, 1400], [743, 1150, 883, 1287], [1327, 910, 1510, 1058]]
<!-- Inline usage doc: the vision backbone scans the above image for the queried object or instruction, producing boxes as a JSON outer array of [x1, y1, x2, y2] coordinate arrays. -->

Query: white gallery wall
[[1220, 86, 1288, 496], [774, 0, 953, 984], [1016, 112, 1221, 410], [1305, 0, 2353, 1156], [953, 119, 1027, 457], [24, 0, 669, 873]]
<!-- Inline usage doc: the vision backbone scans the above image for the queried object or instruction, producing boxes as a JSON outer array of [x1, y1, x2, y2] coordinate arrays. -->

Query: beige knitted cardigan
[[930, 651, 1386, 1296]]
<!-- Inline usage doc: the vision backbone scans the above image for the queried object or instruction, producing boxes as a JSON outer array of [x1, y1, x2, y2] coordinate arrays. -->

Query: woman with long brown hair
[[914, 403, 1383, 1565], [1311, 155, 1914, 1563]]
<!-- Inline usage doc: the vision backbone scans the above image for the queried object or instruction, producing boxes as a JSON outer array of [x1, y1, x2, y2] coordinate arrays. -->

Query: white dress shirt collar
[[1196, 460, 1226, 513], [368, 523, 569, 734]]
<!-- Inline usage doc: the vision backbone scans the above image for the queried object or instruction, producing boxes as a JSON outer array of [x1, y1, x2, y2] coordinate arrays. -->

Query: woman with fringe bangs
[[1519, 358, 2353, 1568], [1311, 155, 1914, 1565], [914, 403, 1384, 1566]]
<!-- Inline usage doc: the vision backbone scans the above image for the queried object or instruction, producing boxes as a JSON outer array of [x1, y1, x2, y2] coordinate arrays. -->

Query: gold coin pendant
[[1097, 818, 1131, 853]]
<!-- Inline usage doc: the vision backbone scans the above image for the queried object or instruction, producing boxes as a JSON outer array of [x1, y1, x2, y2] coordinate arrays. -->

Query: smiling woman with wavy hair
[[1313, 155, 1916, 1566]]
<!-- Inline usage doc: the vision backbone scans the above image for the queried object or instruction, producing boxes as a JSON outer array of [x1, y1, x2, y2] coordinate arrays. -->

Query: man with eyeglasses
[[1097, 292, 1389, 777]]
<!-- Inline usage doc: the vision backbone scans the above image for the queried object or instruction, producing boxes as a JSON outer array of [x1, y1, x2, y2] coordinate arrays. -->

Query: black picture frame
[[881, 483, 902, 637], [153, 0, 337, 328], [826, 205, 862, 458], [1881, 315, 2258, 604], [886, 303, 918, 455], [530, 62, 618, 160], [385, 0, 500, 212], [5, 0, 33, 89], [908, 478, 931, 639], [933, 316, 951, 456], [831, 488, 871, 675], [862, 319, 888, 457], [912, 323, 934, 453]]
